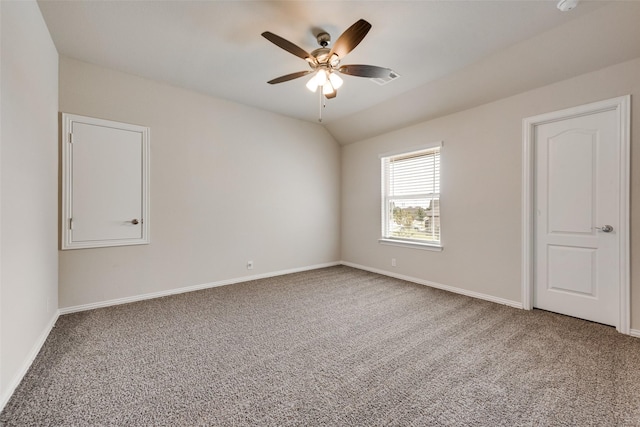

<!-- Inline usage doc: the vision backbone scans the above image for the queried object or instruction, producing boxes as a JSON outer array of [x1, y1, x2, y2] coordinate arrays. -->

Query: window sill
[[378, 238, 443, 251]]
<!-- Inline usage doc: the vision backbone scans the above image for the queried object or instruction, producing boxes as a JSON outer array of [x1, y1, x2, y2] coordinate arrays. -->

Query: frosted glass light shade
[[329, 72, 343, 89], [322, 82, 335, 95], [306, 77, 318, 92], [306, 70, 338, 93]]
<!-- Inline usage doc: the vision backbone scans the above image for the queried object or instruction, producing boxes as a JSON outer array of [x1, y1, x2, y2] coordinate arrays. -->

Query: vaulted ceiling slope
[[327, 1, 640, 144], [38, 1, 640, 145]]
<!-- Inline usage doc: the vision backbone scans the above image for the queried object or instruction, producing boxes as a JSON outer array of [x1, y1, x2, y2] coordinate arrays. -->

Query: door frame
[[521, 95, 630, 334]]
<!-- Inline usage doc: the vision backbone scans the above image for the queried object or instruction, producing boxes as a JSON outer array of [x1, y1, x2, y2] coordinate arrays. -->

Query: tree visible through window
[[381, 145, 441, 244]]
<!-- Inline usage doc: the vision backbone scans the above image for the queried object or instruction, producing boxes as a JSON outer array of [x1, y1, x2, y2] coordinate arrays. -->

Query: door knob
[[595, 225, 613, 233], [131, 219, 139, 225]]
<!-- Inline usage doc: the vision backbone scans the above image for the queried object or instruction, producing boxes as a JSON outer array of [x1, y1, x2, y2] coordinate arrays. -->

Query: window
[[380, 144, 441, 248]]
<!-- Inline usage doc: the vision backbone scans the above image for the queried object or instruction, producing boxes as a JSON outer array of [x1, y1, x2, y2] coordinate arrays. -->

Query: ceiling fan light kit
[[305, 69, 343, 94], [262, 19, 395, 122]]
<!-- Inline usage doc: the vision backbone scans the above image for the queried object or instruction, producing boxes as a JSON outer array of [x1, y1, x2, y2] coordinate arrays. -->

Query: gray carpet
[[2, 266, 640, 426]]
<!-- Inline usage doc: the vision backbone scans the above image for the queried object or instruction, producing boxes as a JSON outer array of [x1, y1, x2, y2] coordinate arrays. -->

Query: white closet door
[[62, 114, 150, 249]]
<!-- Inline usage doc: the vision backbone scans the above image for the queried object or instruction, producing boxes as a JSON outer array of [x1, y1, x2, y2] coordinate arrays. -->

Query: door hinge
[[68, 133, 74, 143]]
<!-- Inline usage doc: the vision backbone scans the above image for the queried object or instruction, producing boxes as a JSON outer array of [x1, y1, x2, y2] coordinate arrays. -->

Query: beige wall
[[1, 1, 59, 404], [342, 57, 640, 329], [58, 57, 341, 309]]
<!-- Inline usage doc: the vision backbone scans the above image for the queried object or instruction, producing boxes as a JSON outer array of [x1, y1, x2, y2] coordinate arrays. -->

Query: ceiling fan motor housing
[[310, 32, 338, 68], [316, 32, 330, 47], [310, 48, 339, 69]]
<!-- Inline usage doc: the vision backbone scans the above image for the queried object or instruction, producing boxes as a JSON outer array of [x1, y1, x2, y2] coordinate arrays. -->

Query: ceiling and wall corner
[[36, 0, 638, 144], [326, 1, 640, 144]]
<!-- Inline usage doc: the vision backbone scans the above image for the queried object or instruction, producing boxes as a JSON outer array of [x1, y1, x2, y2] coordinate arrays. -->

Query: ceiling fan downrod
[[318, 90, 324, 122]]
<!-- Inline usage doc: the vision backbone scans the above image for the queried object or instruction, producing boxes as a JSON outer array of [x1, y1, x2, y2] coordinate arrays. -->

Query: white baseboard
[[1, 261, 635, 414], [0, 310, 60, 411], [59, 261, 341, 315], [340, 261, 523, 309], [2, 262, 340, 412]]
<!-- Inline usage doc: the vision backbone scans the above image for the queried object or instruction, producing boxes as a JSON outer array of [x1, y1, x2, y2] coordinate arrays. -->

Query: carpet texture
[[2, 266, 640, 426]]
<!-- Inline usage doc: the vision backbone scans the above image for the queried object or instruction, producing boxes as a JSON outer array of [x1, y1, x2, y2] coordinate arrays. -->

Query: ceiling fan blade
[[328, 19, 372, 59], [338, 64, 393, 79], [267, 70, 313, 84], [262, 31, 314, 62], [325, 90, 337, 99]]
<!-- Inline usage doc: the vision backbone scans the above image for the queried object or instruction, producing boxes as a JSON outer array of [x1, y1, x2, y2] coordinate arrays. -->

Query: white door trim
[[522, 95, 630, 334]]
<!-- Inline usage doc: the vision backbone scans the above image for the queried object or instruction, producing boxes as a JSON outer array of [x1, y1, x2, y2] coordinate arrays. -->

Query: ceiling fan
[[262, 19, 394, 111]]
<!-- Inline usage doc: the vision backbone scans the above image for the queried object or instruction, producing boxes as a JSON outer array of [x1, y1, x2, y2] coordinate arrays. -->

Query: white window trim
[[379, 142, 443, 250], [378, 141, 442, 159], [378, 238, 443, 251]]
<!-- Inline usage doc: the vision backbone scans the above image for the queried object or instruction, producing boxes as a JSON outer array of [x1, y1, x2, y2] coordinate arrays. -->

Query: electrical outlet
[[247, 260, 254, 270], [391, 258, 397, 267]]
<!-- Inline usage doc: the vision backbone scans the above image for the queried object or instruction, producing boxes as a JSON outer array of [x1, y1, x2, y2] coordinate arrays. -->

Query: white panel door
[[534, 109, 619, 326], [62, 114, 150, 249], [72, 122, 142, 241]]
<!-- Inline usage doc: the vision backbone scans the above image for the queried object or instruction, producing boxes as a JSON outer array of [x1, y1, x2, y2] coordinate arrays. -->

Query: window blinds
[[383, 147, 440, 198]]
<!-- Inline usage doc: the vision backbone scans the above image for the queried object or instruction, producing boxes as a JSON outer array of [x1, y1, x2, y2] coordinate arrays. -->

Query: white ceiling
[[38, 1, 640, 144]]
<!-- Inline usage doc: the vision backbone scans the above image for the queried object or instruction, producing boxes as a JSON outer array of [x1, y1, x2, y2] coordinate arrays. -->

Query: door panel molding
[[522, 95, 630, 334]]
